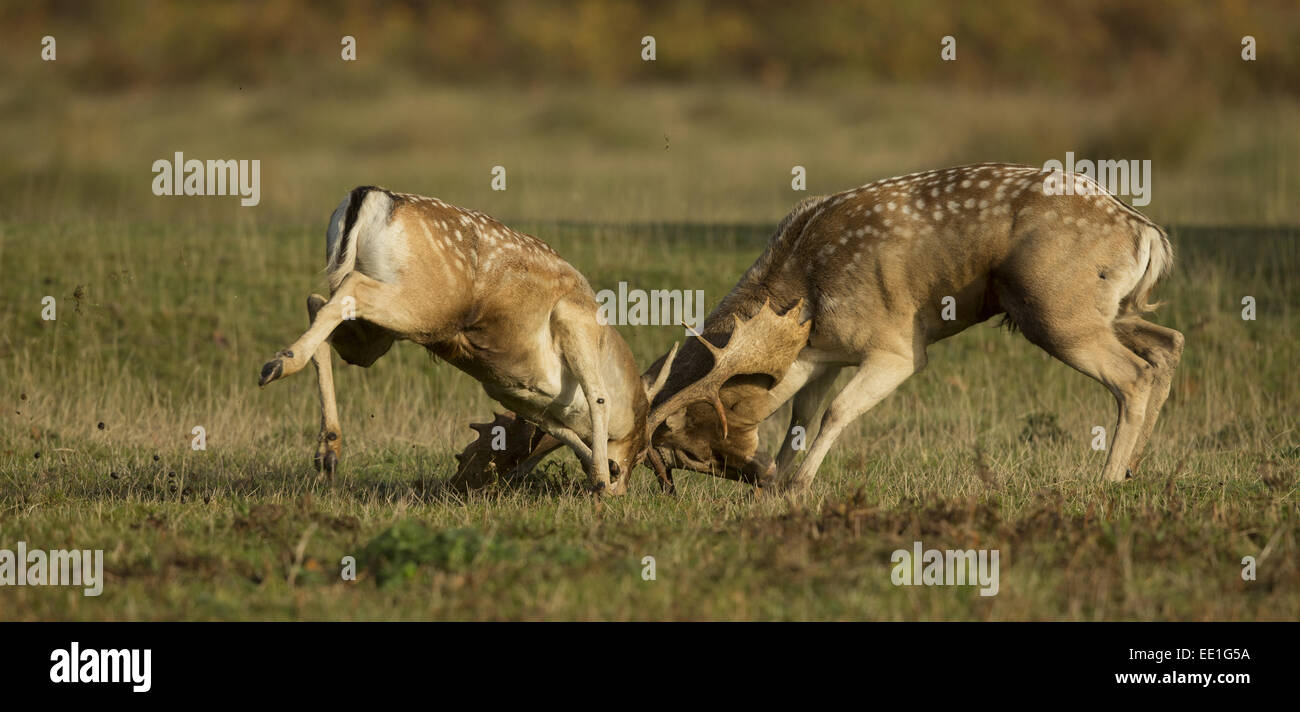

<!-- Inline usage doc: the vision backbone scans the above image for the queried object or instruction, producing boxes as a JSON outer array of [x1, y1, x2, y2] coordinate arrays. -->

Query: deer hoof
[[314, 448, 338, 477], [258, 358, 284, 386]]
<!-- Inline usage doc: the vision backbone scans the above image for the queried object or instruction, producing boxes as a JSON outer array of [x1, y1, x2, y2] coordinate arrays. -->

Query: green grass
[[2, 216, 1296, 620], [3, 81, 1299, 226], [1, 69, 1296, 620]]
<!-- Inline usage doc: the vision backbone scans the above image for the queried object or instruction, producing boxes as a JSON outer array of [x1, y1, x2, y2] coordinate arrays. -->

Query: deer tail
[[1124, 221, 1174, 315], [324, 186, 395, 291]]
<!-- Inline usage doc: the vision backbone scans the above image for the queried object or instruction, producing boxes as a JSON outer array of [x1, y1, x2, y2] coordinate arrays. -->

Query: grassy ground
[[1, 68, 1296, 620], [1, 214, 1296, 620]]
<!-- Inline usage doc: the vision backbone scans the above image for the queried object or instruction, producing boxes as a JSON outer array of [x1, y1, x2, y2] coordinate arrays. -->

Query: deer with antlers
[[459, 163, 1182, 494], [258, 186, 647, 494]]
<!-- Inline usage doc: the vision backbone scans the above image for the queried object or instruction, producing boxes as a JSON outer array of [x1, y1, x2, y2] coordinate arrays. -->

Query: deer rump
[[317, 186, 398, 367]]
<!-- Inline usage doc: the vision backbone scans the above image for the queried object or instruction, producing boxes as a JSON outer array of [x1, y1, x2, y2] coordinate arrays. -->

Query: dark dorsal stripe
[[338, 185, 378, 265]]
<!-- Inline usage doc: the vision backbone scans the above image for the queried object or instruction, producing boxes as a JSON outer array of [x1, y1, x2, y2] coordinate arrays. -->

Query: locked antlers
[[645, 299, 810, 441]]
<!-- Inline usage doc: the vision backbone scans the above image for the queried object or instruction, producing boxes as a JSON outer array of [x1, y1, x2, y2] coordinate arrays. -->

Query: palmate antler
[[645, 298, 811, 441], [449, 412, 560, 491]]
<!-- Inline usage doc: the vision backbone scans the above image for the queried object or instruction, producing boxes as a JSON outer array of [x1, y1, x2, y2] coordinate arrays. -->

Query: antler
[[645, 298, 810, 441], [450, 412, 557, 490], [644, 341, 680, 405]]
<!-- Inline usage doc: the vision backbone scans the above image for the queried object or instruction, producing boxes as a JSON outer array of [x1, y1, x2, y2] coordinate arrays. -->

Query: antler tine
[[682, 321, 723, 358], [726, 298, 767, 341], [710, 394, 729, 439], [646, 447, 675, 494], [645, 341, 680, 404], [786, 297, 806, 320]]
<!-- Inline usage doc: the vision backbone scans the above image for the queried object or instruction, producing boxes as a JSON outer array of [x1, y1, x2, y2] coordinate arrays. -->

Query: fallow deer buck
[[258, 186, 647, 494], [459, 164, 1183, 494]]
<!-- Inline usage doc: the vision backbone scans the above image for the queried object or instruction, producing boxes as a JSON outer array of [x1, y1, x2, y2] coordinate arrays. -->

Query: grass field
[[2, 18, 1298, 619], [2, 209, 1296, 620]]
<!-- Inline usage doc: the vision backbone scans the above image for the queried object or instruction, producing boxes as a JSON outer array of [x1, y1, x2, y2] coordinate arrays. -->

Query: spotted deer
[[461, 164, 1182, 494], [258, 186, 647, 494]]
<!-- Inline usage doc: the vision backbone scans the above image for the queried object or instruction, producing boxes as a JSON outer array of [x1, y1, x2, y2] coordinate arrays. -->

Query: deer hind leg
[[1026, 324, 1156, 483], [1113, 317, 1184, 473], [260, 272, 435, 386], [551, 297, 613, 493], [781, 350, 918, 493], [307, 294, 342, 476], [773, 367, 840, 482]]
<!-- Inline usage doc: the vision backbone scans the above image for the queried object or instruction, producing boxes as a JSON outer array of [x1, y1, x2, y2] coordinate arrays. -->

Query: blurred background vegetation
[[7, 0, 1300, 93], [1, 0, 1297, 224]]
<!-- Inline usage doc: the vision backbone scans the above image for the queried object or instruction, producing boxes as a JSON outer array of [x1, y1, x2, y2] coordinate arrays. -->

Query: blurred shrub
[[362, 520, 510, 586], [3, 0, 1297, 99]]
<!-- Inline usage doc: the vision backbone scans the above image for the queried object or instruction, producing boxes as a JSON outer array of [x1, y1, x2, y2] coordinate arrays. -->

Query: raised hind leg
[[260, 272, 436, 386]]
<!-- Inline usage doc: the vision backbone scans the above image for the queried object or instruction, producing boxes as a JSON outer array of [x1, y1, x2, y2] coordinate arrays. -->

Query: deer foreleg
[[773, 367, 840, 482], [552, 298, 613, 493], [781, 350, 917, 493]]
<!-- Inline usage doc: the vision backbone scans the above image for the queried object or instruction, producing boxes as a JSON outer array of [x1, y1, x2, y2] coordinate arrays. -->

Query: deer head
[[643, 298, 810, 486]]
